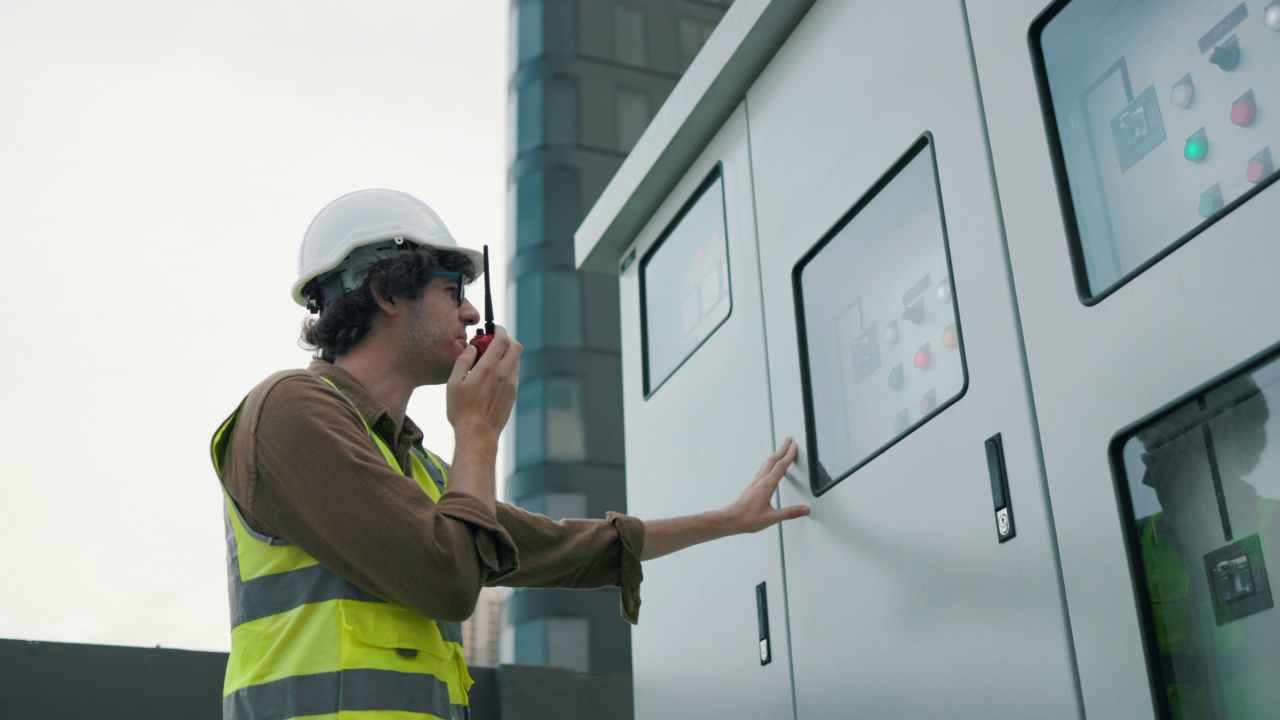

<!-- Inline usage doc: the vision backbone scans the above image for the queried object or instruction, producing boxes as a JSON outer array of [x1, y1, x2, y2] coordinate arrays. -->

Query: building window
[[513, 0, 578, 67], [544, 271, 583, 348], [545, 378, 587, 461], [545, 76, 579, 146], [515, 378, 546, 467], [515, 77, 578, 154], [515, 172, 545, 249], [613, 5, 647, 67], [519, 492, 589, 519], [514, 166, 582, 250], [615, 87, 651, 153], [516, 80, 544, 154], [513, 377, 588, 466], [517, 271, 583, 352], [513, 617, 590, 673], [677, 16, 716, 69], [513, 0, 544, 66]]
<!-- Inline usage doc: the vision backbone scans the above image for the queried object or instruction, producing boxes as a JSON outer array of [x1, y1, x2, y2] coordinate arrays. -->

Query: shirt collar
[[307, 359, 424, 449]]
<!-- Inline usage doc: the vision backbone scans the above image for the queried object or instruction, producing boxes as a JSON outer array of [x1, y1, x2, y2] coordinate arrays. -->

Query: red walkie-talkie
[[469, 245, 496, 358]]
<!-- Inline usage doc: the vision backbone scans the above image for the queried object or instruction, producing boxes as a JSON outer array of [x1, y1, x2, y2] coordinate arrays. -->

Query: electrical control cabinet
[[747, 2, 1079, 717], [968, 0, 1280, 715], [577, 0, 1280, 716], [615, 105, 795, 720]]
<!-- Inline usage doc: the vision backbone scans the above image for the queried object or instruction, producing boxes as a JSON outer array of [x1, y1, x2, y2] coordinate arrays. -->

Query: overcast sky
[[0, 1, 508, 652]]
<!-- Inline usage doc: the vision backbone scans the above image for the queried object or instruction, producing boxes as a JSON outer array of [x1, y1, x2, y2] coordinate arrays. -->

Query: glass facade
[[1033, 0, 1280, 301], [1114, 346, 1280, 718], [793, 136, 965, 494]]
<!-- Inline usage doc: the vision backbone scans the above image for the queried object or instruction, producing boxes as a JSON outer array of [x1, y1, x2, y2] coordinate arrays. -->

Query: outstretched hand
[[721, 437, 810, 534]]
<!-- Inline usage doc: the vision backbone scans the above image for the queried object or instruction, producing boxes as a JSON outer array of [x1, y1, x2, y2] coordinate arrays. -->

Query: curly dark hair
[[300, 247, 477, 360]]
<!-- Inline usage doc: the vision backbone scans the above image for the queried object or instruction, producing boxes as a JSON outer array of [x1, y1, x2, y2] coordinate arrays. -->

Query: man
[[210, 188, 809, 720]]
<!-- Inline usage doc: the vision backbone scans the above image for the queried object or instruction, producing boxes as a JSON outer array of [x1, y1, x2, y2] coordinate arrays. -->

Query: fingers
[[449, 344, 478, 384], [775, 503, 811, 521]]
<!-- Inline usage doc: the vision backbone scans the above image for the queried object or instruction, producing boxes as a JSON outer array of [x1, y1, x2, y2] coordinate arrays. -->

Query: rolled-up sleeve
[[223, 373, 518, 623], [487, 503, 646, 624]]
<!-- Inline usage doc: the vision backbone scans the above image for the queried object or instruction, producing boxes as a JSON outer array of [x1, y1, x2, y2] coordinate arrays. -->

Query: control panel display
[[793, 136, 966, 494], [1113, 346, 1280, 717], [640, 167, 731, 396], [1034, 0, 1280, 301]]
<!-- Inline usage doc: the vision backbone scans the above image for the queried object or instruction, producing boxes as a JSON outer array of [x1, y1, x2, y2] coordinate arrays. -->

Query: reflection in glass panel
[[794, 137, 965, 494], [640, 168, 730, 396], [1117, 351, 1280, 719], [1034, 0, 1280, 299]]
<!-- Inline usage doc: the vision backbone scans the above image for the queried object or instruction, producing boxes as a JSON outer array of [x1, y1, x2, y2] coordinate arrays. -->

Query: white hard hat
[[292, 188, 484, 310]]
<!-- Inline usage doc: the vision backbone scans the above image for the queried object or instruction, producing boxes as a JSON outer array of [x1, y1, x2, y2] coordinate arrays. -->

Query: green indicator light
[[1184, 134, 1208, 163]]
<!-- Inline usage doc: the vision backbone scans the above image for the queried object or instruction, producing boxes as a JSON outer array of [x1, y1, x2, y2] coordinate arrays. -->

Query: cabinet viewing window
[[1032, 0, 1280, 302], [793, 135, 967, 495], [1111, 343, 1280, 719], [640, 166, 731, 397]]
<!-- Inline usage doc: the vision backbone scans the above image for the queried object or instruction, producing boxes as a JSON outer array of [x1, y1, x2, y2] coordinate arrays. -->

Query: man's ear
[[371, 283, 400, 315]]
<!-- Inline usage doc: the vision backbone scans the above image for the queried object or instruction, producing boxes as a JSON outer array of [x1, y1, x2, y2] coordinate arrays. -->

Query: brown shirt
[[217, 359, 643, 624]]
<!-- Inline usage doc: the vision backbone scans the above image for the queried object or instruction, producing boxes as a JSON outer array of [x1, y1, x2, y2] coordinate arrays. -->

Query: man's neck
[[333, 346, 414, 434]]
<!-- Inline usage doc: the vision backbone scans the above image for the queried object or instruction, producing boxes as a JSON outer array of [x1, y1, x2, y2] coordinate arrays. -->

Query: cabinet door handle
[[986, 433, 1016, 543], [756, 581, 772, 665]]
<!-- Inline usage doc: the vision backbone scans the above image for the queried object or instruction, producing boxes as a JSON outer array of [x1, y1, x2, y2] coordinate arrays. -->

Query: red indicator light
[[914, 349, 930, 370], [1231, 100, 1257, 127], [1248, 159, 1266, 183]]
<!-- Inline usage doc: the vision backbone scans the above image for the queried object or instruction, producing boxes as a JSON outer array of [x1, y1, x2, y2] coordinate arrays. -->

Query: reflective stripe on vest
[[211, 381, 471, 720]]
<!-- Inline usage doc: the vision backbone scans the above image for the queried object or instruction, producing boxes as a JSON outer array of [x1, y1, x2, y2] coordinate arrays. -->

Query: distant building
[[462, 586, 503, 668], [503, 0, 732, 674]]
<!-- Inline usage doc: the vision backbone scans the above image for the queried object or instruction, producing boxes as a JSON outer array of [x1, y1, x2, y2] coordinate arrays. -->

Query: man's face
[[402, 275, 481, 384]]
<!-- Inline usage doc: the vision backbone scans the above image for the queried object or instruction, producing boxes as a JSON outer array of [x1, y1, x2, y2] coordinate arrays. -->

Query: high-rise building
[[503, 0, 732, 675], [461, 586, 503, 668]]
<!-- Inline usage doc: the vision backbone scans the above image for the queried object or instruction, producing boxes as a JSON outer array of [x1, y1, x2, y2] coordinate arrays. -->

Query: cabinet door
[[747, 2, 1081, 717], [968, 0, 1280, 716], [618, 104, 794, 720]]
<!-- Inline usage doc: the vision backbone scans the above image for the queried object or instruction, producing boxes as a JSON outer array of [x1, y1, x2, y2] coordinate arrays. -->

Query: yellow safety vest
[[1139, 500, 1279, 719], [210, 377, 473, 720]]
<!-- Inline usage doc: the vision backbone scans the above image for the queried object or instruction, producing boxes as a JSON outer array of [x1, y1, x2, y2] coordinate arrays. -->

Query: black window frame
[[792, 133, 969, 496], [1108, 339, 1280, 719], [1029, 0, 1280, 305], [639, 164, 732, 399]]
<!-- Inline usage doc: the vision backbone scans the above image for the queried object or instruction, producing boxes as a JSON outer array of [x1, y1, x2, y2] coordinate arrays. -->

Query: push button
[[1231, 91, 1257, 127]]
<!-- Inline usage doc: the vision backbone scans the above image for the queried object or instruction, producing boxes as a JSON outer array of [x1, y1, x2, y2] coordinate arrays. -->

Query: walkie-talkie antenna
[[469, 245, 497, 358], [482, 244, 494, 336]]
